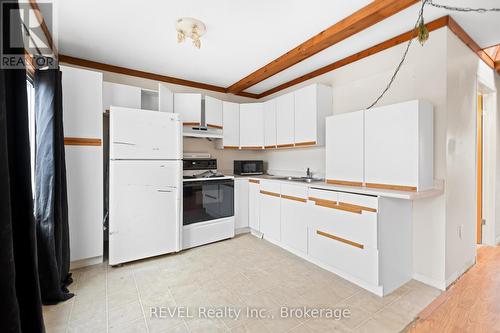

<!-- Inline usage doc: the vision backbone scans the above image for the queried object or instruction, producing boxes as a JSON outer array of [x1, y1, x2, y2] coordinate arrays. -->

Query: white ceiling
[[55, 0, 500, 94]]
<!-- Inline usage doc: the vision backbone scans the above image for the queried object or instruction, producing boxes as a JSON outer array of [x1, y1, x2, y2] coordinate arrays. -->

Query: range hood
[[182, 98, 222, 139]]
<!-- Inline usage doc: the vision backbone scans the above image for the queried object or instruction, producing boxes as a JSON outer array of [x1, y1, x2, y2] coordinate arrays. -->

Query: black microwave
[[233, 160, 264, 175]]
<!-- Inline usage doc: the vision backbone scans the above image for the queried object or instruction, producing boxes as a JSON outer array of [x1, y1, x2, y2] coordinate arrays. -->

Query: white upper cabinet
[[103, 82, 141, 112], [158, 83, 173, 112], [205, 96, 223, 129], [222, 101, 240, 148], [276, 92, 295, 147], [294, 83, 332, 146], [60, 65, 103, 262], [240, 103, 264, 148], [263, 99, 277, 148], [62, 65, 103, 138], [326, 110, 364, 185], [364, 100, 433, 191], [174, 93, 202, 125]]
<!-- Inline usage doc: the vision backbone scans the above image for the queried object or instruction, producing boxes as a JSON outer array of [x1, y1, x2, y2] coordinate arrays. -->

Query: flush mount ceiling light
[[176, 17, 206, 49]]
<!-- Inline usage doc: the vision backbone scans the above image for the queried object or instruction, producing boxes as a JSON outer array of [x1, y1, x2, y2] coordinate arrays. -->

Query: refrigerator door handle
[[113, 141, 136, 146], [157, 189, 173, 193]]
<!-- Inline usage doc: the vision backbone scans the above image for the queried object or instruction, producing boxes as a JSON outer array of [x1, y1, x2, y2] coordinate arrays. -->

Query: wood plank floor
[[408, 245, 500, 333]]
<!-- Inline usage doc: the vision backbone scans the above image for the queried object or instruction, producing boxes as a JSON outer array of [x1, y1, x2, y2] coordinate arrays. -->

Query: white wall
[[263, 28, 449, 180], [183, 138, 265, 172], [443, 31, 478, 285], [495, 75, 500, 244], [478, 62, 499, 246], [264, 28, 450, 286]]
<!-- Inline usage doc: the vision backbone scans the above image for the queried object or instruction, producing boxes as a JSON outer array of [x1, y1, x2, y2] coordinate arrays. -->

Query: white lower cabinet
[[280, 184, 308, 254], [259, 180, 281, 241], [239, 179, 413, 296], [234, 179, 249, 229], [248, 180, 261, 231], [308, 229, 380, 286]]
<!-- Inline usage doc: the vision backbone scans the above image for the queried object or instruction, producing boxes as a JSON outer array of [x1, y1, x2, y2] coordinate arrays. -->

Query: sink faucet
[[306, 168, 312, 178]]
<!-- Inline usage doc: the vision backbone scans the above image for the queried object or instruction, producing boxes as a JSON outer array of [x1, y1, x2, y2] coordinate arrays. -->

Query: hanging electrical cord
[[366, 0, 428, 109], [366, 0, 500, 110], [427, 1, 500, 13]]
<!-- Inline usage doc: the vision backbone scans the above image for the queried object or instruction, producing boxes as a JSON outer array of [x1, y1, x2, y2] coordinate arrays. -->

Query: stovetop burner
[[183, 170, 225, 180]]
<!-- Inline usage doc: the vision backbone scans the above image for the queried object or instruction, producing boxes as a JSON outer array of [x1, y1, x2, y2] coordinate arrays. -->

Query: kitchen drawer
[[309, 202, 378, 250], [338, 192, 378, 212], [308, 227, 379, 286], [308, 188, 338, 203], [281, 183, 308, 201], [259, 180, 281, 195]]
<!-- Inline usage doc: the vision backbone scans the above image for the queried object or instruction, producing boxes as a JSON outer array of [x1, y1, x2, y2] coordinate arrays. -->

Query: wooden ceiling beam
[[257, 16, 449, 99], [226, 0, 420, 94]]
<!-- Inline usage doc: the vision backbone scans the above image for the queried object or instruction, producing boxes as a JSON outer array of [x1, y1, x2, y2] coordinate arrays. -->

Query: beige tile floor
[[43, 234, 441, 333]]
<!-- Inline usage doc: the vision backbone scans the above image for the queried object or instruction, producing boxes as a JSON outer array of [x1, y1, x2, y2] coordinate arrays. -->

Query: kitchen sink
[[271, 176, 322, 183]]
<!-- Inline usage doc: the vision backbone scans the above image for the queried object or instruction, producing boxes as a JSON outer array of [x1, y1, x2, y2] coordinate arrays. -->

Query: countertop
[[229, 173, 444, 200]]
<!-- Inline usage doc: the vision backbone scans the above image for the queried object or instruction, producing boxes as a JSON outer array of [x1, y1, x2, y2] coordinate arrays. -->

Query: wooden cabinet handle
[[249, 179, 260, 184], [64, 137, 102, 146], [338, 202, 377, 213], [365, 182, 417, 192], [316, 230, 364, 249], [315, 200, 362, 214], [294, 141, 316, 147], [260, 190, 281, 198], [276, 143, 294, 148], [183, 122, 200, 126], [241, 146, 263, 150], [281, 194, 306, 203], [326, 179, 363, 187]]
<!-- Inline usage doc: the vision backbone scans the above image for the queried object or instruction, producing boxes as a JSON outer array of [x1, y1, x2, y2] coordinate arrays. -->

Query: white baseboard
[[445, 257, 475, 288], [412, 273, 447, 291], [70, 256, 103, 270], [235, 227, 250, 235]]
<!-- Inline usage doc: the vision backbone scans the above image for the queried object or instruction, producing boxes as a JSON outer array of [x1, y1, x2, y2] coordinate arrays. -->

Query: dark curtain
[[34, 68, 73, 304], [0, 0, 46, 331]]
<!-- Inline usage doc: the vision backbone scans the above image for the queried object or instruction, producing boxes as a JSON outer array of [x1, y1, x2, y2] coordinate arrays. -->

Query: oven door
[[183, 179, 234, 225]]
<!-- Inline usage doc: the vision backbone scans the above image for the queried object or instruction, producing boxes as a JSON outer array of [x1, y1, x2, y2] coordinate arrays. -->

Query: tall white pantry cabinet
[[61, 65, 103, 265]]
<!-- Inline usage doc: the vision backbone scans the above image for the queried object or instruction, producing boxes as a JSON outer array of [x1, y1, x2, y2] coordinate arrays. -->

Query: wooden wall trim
[[447, 17, 495, 69], [257, 16, 449, 98], [64, 137, 102, 146], [59, 54, 226, 92], [227, 0, 420, 94], [58, 54, 260, 99], [29, 0, 58, 57]]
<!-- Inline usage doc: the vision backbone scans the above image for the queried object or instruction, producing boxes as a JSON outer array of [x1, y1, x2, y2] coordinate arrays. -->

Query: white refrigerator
[[109, 106, 182, 265]]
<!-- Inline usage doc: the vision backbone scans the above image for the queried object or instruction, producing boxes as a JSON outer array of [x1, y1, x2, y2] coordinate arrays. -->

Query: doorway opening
[[476, 94, 483, 244]]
